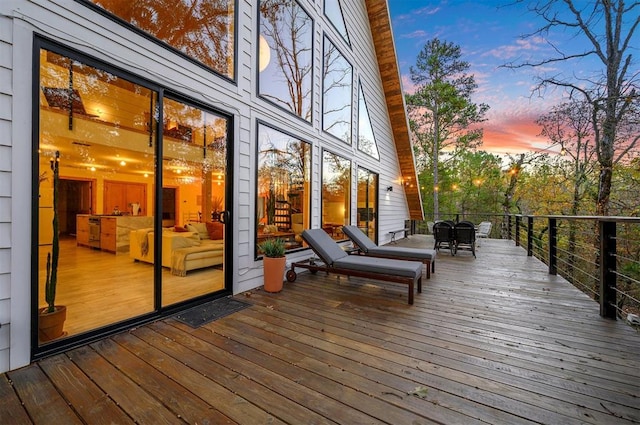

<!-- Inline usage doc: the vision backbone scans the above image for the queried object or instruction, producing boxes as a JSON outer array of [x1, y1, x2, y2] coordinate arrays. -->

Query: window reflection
[[357, 82, 380, 160], [162, 97, 228, 306], [37, 46, 230, 344], [322, 150, 351, 240], [88, 0, 235, 78], [38, 48, 157, 342], [357, 168, 378, 242], [324, 0, 350, 45], [259, 0, 313, 121], [257, 123, 311, 255], [322, 36, 352, 143]]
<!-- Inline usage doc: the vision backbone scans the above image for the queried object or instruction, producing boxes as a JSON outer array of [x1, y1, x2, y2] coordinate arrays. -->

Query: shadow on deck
[[2, 236, 639, 424]]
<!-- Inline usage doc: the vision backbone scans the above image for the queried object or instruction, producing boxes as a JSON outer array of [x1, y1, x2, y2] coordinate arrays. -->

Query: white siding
[[331, 0, 410, 243], [0, 12, 12, 373], [0, 0, 412, 372]]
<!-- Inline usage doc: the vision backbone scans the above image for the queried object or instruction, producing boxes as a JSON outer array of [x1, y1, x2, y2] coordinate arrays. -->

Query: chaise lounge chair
[[341, 225, 436, 278], [286, 229, 423, 304]]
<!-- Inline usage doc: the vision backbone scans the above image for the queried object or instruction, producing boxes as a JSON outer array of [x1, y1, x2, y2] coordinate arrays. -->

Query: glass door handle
[[219, 210, 230, 224]]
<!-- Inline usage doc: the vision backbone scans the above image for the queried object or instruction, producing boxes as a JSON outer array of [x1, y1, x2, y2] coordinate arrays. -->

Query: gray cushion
[[302, 229, 348, 265], [343, 225, 435, 261], [333, 256, 422, 278], [369, 247, 436, 261], [342, 225, 377, 252]]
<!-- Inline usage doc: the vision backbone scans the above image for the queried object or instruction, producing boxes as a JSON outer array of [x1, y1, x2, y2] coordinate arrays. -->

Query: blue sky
[[387, 0, 618, 155]]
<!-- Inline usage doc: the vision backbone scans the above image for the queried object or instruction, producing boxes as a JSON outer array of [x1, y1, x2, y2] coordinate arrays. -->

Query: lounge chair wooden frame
[[341, 225, 436, 278], [286, 229, 423, 304]]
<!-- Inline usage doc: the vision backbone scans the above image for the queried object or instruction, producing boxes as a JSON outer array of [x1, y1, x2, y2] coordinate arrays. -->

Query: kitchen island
[[77, 215, 154, 253]]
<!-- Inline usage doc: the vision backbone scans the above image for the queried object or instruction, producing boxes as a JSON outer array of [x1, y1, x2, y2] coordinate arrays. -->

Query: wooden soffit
[[365, 0, 424, 220]]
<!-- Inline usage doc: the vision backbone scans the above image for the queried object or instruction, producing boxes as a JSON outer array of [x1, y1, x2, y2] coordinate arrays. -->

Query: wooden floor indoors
[[2, 236, 640, 424]]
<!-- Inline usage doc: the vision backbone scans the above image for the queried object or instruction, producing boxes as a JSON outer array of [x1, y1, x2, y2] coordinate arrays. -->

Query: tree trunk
[[596, 165, 612, 216], [501, 154, 523, 239], [433, 106, 440, 220]]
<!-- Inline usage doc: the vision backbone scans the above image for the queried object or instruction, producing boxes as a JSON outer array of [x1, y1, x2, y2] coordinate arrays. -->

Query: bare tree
[[537, 100, 598, 215], [537, 100, 599, 278], [507, 0, 640, 215]]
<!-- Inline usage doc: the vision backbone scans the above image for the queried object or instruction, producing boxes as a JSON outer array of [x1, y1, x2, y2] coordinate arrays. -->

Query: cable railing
[[409, 214, 640, 323]]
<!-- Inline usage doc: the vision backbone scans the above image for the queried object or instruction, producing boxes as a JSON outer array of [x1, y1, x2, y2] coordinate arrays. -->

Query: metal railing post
[[527, 216, 533, 256], [515, 215, 521, 246], [599, 220, 617, 319], [548, 217, 557, 275]]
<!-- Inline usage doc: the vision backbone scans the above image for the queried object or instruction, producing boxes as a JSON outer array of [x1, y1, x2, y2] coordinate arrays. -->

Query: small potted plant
[[259, 237, 286, 293], [39, 150, 66, 341]]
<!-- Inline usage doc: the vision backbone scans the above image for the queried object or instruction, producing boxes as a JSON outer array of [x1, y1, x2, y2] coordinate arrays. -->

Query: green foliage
[[419, 150, 504, 218], [259, 237, 286, 258], [405, 38, 489, 218], [406, 38, 489, 156], [45, 151, 60, 313]]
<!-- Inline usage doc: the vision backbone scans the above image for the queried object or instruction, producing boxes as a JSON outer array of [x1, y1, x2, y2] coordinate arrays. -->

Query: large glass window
[[256, 123, 311, 256], [87, 0, 235, 79], [357, 168, 378, 242], [258, 0, 313, 121], [322, 36, 353, 144], [357, 82, 380, 160], [322, 150, 351, 240], [324, 0, 350, 45]]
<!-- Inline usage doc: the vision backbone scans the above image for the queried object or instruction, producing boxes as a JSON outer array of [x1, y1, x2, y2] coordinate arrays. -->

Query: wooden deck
[[2, 236, 640, 424]]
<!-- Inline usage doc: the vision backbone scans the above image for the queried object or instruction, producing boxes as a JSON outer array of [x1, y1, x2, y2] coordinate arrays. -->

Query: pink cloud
[[480, 111, 546, 154]]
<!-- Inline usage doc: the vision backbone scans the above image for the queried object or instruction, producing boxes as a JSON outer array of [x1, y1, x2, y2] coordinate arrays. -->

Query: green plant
[[44, 151, 60, 313], [259, 237, 286, 258]]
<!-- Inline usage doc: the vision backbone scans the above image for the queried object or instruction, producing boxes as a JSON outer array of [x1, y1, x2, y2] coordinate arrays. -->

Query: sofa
[[129, 223, 224, 276]]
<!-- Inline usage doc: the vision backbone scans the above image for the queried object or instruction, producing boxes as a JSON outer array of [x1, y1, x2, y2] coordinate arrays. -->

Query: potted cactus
[[258, 237, 286, 293], [38, 150, 66, 342]]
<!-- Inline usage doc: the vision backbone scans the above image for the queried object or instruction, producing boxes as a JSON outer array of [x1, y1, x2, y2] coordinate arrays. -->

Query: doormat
[[173, 297, 251, 328]]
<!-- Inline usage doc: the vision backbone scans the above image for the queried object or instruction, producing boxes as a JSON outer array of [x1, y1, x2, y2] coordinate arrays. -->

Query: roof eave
[[365, 0, 424, 220]]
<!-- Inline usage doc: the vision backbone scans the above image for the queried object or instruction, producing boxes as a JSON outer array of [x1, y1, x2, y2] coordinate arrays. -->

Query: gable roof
[[365, 0, 424, 220]]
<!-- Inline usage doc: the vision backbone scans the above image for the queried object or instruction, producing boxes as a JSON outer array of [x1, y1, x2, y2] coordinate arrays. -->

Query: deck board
[[2, 236, 639, 424]]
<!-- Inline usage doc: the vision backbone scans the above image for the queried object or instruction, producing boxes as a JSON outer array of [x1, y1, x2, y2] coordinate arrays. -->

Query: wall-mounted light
[[387, 186, 393, 192]]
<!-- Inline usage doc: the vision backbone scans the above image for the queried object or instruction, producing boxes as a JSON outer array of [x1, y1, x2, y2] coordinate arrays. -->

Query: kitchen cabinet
[[76, 215, 90, 246], [100, 217, 117, 253]]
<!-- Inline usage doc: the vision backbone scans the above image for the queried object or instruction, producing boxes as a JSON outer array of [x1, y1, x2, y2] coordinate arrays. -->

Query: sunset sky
[[387, 1, 621, 156]]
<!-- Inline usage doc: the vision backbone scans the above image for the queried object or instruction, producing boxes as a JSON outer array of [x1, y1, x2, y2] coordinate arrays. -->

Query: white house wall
[[0, 0, 411, 373]]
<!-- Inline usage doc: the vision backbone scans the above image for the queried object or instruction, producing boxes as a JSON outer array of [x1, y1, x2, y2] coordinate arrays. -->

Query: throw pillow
[[174, 226, 189, 233], [205, 221, 224, 240], [186, 222, 209, 239]]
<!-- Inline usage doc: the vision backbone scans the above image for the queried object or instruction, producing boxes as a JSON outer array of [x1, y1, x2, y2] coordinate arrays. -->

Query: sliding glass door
[[36, 42, 231, 348], [161, 97, 228, 306]]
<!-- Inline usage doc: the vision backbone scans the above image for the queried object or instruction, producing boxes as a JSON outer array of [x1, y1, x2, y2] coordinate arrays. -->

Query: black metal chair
[[433, 221, 455, 255], [454, 221, 476, 258]]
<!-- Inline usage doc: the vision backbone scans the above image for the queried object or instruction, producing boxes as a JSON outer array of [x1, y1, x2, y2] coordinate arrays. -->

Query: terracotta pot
[[263, 256, 286, 293], [38, 305, 67, 342]]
